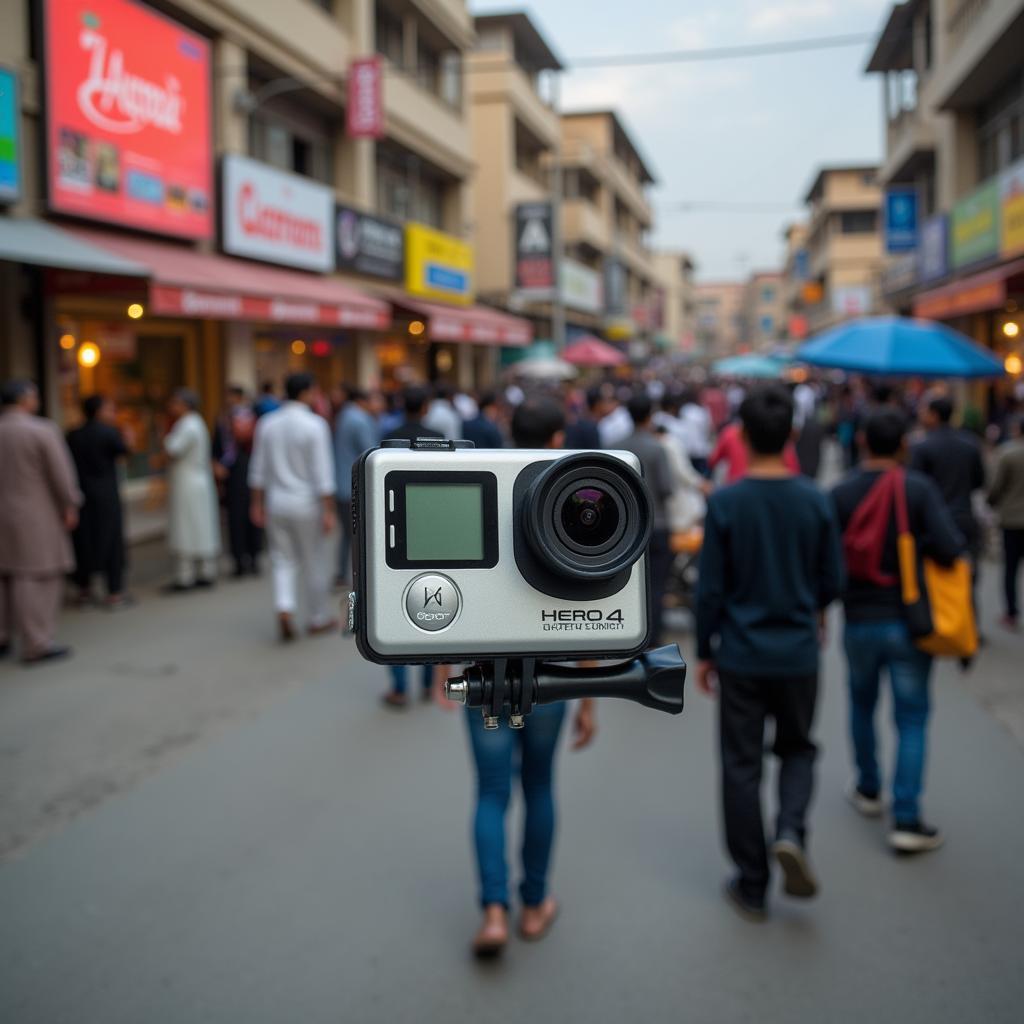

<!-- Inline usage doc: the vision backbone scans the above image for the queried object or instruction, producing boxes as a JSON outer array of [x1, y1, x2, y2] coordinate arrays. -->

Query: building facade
[[781, 222, 812, 343], [867, 0, 1024, 388], [741, 271, 785, 350], [800, 165, 885, 335], [694, 281, 746, 359], [652, 250, 697, 353]]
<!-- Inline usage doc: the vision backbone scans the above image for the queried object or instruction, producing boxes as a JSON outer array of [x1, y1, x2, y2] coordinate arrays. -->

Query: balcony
[[509, 168, 549, 206], [615, 233, 655, 284], [563, 199, 610, 255], [881, 105, 937, 184], [560, 139, 652, 227]]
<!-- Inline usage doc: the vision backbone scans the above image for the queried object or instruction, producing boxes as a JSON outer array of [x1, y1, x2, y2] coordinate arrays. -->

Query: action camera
[[350, 439, 654, 665]]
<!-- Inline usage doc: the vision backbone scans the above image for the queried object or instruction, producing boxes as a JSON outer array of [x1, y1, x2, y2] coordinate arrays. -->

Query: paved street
[[1, 557, 1023, 1024]]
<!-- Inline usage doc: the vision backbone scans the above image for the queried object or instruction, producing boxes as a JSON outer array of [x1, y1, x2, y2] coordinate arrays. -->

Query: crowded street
[[1, 532, 1023, 1022]]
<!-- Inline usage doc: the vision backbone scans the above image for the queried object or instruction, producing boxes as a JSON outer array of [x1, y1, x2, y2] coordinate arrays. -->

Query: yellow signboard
[[405, 222, 474, 305], [1001, 160, 1024, 258]]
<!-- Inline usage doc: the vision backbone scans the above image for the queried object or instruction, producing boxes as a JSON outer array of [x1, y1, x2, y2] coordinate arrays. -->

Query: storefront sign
[[793, 248, 809, 282], [222, 155, 333, 273], [347, 57, 384, 139], [560, 258, 602, 314], [405, 222, 474, 304], [604, 257, 626, 315], [44, 0, 213, 239], [514, 202, 553, 292], [919, 214, 948, 283], [831, 285, 872, 316], [951, 179, 1000, 268], [0, 67, 20, 203], [336, 205, 403, 280], [885, 187, 918, 253], [1000, 159, 1024, 258], [882, 253, 918, 294]]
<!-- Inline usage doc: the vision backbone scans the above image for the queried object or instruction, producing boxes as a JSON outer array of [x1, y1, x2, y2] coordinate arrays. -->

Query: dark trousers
[[648, 529, 672, 648], [225, 461, 261, 572], [337, 498, 352, 582], [72, 546, 124, 597], [718, 670, 818, 902], [1004, 528, 1024, 619]]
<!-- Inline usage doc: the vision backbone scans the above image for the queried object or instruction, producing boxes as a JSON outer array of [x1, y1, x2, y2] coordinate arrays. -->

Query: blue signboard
[[793, 248, 809, 282], [919, 214, 949, 283], [885, 187, 919, 253], [0, 67, 20, 203]]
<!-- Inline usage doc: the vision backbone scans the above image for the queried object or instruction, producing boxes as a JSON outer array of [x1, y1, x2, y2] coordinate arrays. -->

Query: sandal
[[519, 897, 560, 942]]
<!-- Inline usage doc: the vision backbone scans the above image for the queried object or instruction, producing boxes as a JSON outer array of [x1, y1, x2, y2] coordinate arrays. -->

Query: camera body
[[351, 439, 654, 665]]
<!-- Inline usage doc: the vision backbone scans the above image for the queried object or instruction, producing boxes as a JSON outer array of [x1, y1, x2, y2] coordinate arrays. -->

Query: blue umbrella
[[796, 317, 1005, 378], [712, 353, 789, 378]]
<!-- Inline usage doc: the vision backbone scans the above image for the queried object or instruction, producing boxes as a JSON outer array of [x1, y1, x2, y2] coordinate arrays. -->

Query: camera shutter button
[[405, 574, 461, 632]]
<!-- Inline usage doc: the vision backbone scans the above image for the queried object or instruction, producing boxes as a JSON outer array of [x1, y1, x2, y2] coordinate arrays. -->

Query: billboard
[[951, 179, 999, 268], [44, 0, 213, 239], [405, 222, 474, 304], [0, 67, 20, 203], [919, 214, 949, 283], [560, 258, 602, 314], [884, 187, 918, 253], [222, 155, 334, 273], [336, 205, 404, 280], [1001, 159, 1024, 258], [514, 202, 554, 292], [347, 57, 384, 140]]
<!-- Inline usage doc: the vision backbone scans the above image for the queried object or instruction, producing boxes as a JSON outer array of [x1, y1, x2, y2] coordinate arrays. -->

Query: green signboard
[[0, 67, 19, 203], [951, 179, 1000, 268]]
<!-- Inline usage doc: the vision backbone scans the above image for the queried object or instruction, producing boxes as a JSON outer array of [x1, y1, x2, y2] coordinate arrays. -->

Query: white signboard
[[560, 258, 603, 314], [222, 155, 333, 272], [831, 284, 873, 317]]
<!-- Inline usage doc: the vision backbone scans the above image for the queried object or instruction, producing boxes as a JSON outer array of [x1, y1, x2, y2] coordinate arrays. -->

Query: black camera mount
[[444, 644, 687, 729]]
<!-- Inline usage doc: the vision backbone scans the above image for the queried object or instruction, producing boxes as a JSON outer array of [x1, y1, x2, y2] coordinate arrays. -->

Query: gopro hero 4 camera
[[350, 439, 654, 665]]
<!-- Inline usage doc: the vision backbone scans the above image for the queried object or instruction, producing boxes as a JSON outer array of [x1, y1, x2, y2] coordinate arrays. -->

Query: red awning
[[913, 258, 1024, 320], [66, 229, 391, 330], [390, 295, 532, 347]]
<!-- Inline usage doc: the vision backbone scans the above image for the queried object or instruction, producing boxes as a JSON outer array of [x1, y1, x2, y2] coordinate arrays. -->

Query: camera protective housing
[[351, 439, 654, 665]]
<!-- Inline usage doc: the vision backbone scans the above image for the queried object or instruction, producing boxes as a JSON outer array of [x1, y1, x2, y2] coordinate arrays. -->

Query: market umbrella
[[514, 357, 578, 380], [712, 353, 789, 379], [796, 316, 1005, 378], [561, 335, 627, 367]]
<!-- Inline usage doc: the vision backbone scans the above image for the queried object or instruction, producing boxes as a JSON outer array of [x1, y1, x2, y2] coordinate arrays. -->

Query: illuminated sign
[[405, 222, 474, 304]]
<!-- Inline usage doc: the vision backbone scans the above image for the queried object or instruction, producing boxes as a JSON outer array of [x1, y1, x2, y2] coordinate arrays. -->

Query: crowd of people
[[1, 366, 1023, 949]]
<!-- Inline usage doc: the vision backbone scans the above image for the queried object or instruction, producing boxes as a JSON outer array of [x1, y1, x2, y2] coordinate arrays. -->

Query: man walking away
[[253, 381, 280, 418], [163, 389, 221, 592], [0, 380, 82, 663], [619, 393, 674, 648], [988, 415, 1024, 631], [249, 373, 338, 642], [563, 386, 604, 450], [212, 386, 261, 578], [910, 394, 985, 594], [334, 387, 380, 588], [423, 383, 462, 440], [461, 391, 505, 449], [696, 385, 843, 920], [67, 394, 130, 607], [832, 409, 964, 854]]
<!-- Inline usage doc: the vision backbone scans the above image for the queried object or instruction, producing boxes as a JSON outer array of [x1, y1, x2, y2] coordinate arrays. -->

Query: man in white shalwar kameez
[[248, 373, 337, 641], [163, 389, 221, 591]]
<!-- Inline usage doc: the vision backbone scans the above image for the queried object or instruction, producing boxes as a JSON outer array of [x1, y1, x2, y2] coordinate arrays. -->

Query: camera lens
[[561, 487, 619, 547], [522, 453, 652, 582]]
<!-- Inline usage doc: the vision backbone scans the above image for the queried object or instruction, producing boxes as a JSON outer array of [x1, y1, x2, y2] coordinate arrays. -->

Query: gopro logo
[[541, 609, 625, 632]]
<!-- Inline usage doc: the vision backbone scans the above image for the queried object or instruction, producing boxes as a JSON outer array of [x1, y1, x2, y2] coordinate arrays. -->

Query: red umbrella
[[561, 336, 627, 367]]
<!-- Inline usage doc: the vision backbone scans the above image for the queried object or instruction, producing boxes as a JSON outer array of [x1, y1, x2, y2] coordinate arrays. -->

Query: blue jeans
[[844, 621, 934, 824], [465, 703, 567, 908], [389, 664, 432, 696]]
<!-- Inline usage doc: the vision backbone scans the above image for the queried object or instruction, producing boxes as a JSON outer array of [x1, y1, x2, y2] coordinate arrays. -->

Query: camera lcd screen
[[405, 484, 484, 562]]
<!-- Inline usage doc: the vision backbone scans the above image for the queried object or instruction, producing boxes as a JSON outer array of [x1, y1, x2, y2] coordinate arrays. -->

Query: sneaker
[[723, 878, 767, 922], [888, 821, 944, 854], [770, 833, 819, 899], [847, 784, 884, 818]]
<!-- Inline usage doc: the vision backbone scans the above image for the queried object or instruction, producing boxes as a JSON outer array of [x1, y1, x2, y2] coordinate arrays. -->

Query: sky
[[470, 0, 893, 281]]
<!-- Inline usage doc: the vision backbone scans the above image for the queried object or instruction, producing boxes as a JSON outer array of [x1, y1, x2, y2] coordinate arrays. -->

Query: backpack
[[841, 471, 899, 586]]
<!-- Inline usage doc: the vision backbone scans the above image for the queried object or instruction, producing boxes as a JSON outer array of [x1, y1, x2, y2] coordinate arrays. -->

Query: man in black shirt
[[832, 408, 964, 855], [461, 392, 504, 449], [562, 386, 604, 451], [696, 385, 843, 920]]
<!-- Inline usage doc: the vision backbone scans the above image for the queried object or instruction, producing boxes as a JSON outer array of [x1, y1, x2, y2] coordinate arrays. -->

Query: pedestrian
[[562, 385, 604, 450], [212, 386, 261, 578], [379, 386, 444, 705], [619, 392, 674, 648], [987, 414, 1024, 631], [67, 394, 130, 607], [910, 393, 985, 606], [248, 373, 337, 642], [334, 387, 381, 588], [680, 387, 714, 476], [467, 396, 597, 957], [461, 391, 505, 449], [423, 383, 462, 440], [0, 379, 82, 664], [162, 389, 221, 592], [655, 423, 708, 534], [709, 417, 800, 484], [597, 386, 633, 447], [253, 380, 280, 418], [832, 408, 965, 854], [696, 384, 843, 921]]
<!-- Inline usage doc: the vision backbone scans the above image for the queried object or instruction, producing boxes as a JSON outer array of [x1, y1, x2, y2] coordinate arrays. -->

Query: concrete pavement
[[1, 563, 1023, 1023]]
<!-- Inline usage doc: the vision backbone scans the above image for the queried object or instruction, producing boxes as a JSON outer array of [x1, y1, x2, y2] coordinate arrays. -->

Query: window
[[376, 142, 450, 230], [840, 210, 878, 234], [375, 4, 404, 66], [250, 105, 333, 184], [564, 168, 599, 204], [977, 71, 1024, 179], [761, 285, 775, 303]]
